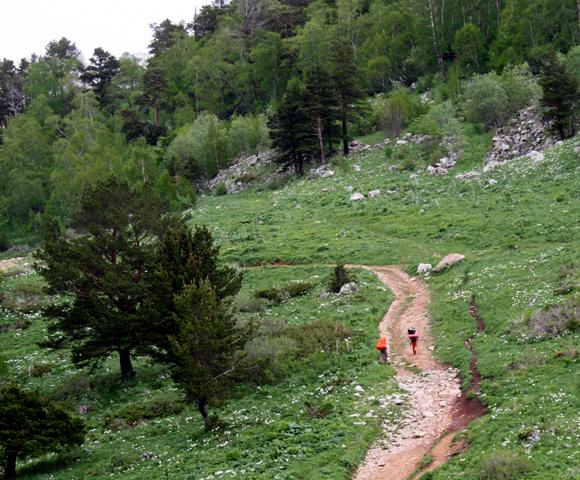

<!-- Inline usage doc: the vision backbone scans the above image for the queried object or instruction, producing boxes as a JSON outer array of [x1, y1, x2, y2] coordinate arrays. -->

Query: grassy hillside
[[190, 136, 579, 479], [1, 264, 398, 479], [1, 134, 578, 479]]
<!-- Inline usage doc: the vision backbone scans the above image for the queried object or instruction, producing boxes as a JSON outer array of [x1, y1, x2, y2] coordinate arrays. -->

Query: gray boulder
[[528, 150, 544, 162], [350, 192, 365, 201], [417, 263, 432, 274], [339, 282, 357, 295], [433, 253, 466, 273]]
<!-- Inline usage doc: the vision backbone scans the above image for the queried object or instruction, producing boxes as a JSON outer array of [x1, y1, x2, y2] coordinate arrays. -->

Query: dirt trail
[[350, 266, 484, 480]]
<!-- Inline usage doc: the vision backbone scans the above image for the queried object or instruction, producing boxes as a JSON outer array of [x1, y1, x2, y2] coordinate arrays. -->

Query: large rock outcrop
[[207, 151, 289, 194], [484, 107, 558, 169]]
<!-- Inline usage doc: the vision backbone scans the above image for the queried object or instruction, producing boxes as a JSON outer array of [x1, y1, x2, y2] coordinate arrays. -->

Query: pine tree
[[0, 383, 84, 480], [148, 19, 187, 57], [36, 177, 177, 379], [269, 78, 315, 175], [331, 39, 363, 156], [142, 224, 243, 362], [0, 60, 25, 130], [540, 52, 578, 139], [169, 280, 253, 428], [139, 67, 169, 127], [80, 48, 120, 110], [303, 65, 338, 163]]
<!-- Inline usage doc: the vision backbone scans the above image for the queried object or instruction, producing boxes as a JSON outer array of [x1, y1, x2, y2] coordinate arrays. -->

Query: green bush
[[461, 65, 541, 130], [228, 114, 270, 156], [477, 450, 532, 479], [166, 112, 230, 179], [110, 451, 141, 471], [29, 363, 55, 377], [410, 101, 462, 138], [236, 295, 265, 313], [283, 320, 354, 357], [499, 64, 542, 115], [236, 172, 258, 183], [106, 397, 184, 428], [166, 113, 270, 181], [379, 88, 427, 137], [527, 300, 579, 337], [242, 318, 355, 382], [214, 181, 228, 196], [1, 279, 47, 312], [462, 73, 508, 128], [255, 281, 316, 304], [241, 333, 299, 383]]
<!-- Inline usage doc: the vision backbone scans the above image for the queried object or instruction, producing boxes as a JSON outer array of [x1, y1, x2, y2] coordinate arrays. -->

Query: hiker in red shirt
[[375, 335, 388, 363], [407, 327, 419, 355]]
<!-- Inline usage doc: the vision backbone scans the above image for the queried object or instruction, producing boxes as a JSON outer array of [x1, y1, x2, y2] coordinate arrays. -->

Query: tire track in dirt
[[349, 265, 484, 480]]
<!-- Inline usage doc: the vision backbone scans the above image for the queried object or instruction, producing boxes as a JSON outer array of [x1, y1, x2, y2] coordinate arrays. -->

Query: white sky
[[0, 0, 209, 63]]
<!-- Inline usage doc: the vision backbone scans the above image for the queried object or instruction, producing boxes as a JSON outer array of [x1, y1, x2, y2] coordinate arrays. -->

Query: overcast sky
[[1, 0, 209, 63]]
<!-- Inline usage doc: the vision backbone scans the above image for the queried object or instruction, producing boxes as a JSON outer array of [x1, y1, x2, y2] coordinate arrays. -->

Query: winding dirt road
[[350, 266, 483, 480]]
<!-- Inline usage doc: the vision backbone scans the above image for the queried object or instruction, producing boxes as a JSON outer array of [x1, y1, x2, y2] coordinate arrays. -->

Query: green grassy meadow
[[1, 265, 399, 480], [1, 134, 579, 479]]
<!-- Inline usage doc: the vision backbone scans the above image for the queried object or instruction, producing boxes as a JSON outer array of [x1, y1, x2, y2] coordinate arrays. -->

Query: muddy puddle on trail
[[352, 266, 485, 480]]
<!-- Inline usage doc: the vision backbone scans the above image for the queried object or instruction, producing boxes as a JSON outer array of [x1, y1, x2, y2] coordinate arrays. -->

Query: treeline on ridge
[[0, 0, 578, 245]]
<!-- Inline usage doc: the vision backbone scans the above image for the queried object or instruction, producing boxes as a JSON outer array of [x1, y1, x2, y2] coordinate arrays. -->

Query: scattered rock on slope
[[426, 136, 462, 176], [309, 165, 335, 178], [207, 151, 290, 194]]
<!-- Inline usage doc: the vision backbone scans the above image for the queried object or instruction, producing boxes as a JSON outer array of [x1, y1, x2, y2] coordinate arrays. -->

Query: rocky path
[[350, 266, 482, 480]]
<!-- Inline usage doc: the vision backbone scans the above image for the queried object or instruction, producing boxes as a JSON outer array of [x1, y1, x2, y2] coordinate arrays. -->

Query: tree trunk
[[295, 158, 304, 176], [153, 106, 160, 127], [341, 110, 349, 156], [119, 349, 136, 380], [315, 114, 325, 164], [4, 451, 17, 480], [198, 398, 210, 429]]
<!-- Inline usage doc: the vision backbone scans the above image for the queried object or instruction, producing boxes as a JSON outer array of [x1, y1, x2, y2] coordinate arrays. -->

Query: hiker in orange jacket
[[407, 327, 419, 355], [375, 335, 388, 363]]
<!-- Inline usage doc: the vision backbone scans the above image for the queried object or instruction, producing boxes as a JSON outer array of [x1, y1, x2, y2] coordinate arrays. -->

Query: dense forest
[[0, 0, 578, 247]]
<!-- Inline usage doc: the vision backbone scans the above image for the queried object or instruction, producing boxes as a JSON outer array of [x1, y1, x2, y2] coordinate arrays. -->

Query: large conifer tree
[[540, 51, 577, 139], [0, 383, 84, 480], [269, 79, 314, 175], [169, 280, 253, 428], [142, 224, 243, 362], [36, 177, 176, 379], [331, 39, 363, 156]]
